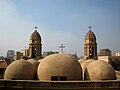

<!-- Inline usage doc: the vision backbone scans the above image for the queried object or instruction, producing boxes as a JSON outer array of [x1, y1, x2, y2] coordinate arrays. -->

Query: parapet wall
[[0, 80, 120, 90]]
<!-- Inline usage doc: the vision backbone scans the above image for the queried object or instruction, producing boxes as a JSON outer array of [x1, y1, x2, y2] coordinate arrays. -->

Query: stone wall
[[0, 80, 120, 90]]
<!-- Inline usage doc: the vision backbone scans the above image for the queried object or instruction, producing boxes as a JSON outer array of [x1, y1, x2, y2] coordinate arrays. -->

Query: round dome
[[37, 53, 82, 81], [30, 30, 41, 41], [81, 59, 95, 80], [38, 59, 43, 62], [115, 71, 120, 80], [84, 60, 116, 80], [28, 59, 39, 71], [85, 30, 96, 40], [78, 59, 85, 64], [81, 59, 95, 72], [4, 59, 35, 80]]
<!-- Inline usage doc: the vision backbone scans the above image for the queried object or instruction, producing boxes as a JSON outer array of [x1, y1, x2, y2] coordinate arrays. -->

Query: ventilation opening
[[51, 76, 67, 81], [60, 76, 67, 81], [51, 76, 58, 81]]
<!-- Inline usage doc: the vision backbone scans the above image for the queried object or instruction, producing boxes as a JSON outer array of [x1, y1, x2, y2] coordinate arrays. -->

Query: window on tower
[[35, 40, 37, 43], [32, 40, 34, 43]]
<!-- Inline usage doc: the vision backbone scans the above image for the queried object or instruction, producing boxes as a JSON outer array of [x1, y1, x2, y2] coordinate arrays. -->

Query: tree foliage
[[110, 61, 120, 71]]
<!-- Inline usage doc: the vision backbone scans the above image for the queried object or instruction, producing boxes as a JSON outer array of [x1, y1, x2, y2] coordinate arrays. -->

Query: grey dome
[[28, 59, 39, 71], [81, 59, 95, 80], [84, 60, 116, 80], [78, 59, 85, 64], [4, 59, 35, 80], [37, 53, 82, 81], [38, 59, 43, 62], [115, 70, 120, 80]]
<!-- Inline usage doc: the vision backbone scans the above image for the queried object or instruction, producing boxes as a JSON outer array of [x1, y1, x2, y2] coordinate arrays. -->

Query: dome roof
[[38, 59, 43, 62], [84, 60, 116, 80], [28, 59, 39, 71], [115, 71, 120, 80], [81, 59, 95, 72], [81, 59, 95, 80], [85, 30, 96, 40], [4, 59, 35, 80], [37, 53, 82, 81], [30, 30, 41, 41], [78, 59, 85, 64]]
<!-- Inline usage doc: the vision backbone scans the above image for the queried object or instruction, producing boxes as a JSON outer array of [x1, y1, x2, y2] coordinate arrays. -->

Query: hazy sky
[[0, 0, 120, 57]]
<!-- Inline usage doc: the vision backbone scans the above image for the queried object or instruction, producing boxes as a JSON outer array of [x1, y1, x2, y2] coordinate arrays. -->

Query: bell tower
[[29, 26, 42, 59], [84, 26, 97, 60]]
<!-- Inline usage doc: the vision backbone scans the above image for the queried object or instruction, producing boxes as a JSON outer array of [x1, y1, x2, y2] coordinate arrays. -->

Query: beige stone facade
[[98, 48, 111, 56], [98, 56, 120, 62], [114, 52, 120, 56]]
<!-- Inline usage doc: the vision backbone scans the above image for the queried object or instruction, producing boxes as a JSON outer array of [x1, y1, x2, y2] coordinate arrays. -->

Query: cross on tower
[[88, 25, 92, 30], [59, 44, 65, 53], [34, 26, 38, 30]]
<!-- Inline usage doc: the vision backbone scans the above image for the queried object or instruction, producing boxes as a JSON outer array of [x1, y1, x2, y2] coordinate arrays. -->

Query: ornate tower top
[[29, 26, 42, 59], [84, 26, 97, 60], [30, 26, 41, 41], [85, 26, 96, 40]]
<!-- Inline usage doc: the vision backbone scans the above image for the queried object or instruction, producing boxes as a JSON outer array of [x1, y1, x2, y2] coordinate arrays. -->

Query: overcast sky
[[0, 0, 120, 57]]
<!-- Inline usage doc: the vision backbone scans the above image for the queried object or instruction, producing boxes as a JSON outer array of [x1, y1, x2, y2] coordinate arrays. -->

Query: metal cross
[[88, 25, 92, 30], [59, 44, 65, 53], [34, 26, 38, 30]]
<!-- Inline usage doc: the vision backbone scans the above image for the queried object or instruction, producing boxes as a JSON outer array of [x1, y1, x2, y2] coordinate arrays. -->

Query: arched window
[[90, 46, 94, 57]]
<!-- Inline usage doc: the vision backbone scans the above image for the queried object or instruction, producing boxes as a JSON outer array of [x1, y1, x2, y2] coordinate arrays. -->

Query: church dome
[[78, 59, 85, 64], [84, 60, 116, 80], [28, 59, 39, 72], [81, 59, 95, 80], [38, 59, 43, 62], [30, 30, 41, 41], [4, 59, 35, 80], [85, 30, 96, 40], [37, 53, 82, 81], [81, 59, 95, 72]]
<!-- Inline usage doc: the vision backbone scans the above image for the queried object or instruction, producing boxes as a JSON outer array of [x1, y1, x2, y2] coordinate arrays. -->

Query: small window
[[90, 39, 92, 42], [60, 76, 67, 81], [32, 40, 34, 43], [0, 70, 3, 75], [51, 76, 58, 81]]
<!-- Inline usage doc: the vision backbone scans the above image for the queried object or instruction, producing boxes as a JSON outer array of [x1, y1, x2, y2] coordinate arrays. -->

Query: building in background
[[0, 56, 4, 61], [98, 48, 111, 56], [0, 60, 8, 79], [20, 47, 29, 57], [114, 52, 120, 56], [7, 50, 15, 62], [14, 47, 29, 60], [43, 51, 59, 58], [14, 51, 23, 60]]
